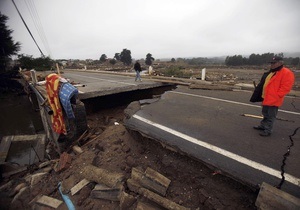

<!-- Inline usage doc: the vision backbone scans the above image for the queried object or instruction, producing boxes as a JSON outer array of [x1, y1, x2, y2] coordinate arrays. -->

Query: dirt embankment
[[0, 104, 257, 210]]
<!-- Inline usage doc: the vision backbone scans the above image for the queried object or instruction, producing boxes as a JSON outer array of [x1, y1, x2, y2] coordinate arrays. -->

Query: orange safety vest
[[262, 67, 294, 107]]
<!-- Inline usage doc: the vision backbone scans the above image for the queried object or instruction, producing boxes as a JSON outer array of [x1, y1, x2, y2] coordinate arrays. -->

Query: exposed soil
[[1, 67, 299, 209], [0, 105, 258, 210]]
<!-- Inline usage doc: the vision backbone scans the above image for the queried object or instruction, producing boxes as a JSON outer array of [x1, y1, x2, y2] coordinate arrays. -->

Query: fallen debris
[[70, 179, 90, 196], [35, 195, 63, 209], [138, 188, 190, 210], [80, 164, 124, 188], [255, 182, 300, 210], [131, 167, 170, 196], [54, 152, 72, 172], [241, 113, 295, 122], [90, 183, 121, 201]]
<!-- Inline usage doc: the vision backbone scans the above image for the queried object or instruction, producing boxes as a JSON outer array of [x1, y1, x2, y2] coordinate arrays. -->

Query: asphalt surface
[[62, 70, 166, 99], [125, 85, 300, 198], [61, 69, 300, 198]]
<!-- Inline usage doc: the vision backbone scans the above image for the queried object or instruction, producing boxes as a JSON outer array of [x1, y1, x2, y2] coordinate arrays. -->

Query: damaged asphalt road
[[124, 85, 300, 198]]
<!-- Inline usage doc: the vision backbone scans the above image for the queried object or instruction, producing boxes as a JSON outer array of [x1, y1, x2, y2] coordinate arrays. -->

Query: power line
[[12, 0, 45, 57], [25, 0, 52, 57]]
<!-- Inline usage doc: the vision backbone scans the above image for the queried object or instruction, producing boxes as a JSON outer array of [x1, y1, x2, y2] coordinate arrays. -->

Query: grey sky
[[1, 0, 300, 60]]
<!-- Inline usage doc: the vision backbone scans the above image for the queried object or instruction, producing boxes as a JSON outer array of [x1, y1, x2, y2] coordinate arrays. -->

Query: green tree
[[99, 54, 107, 63], [0, 12, 20, 72], [18, 54, 54, 71], [109, 59, 117, 65], [114, 53, 120, 61], [120, 49, 132, 65], [225, 55, 246, 66], [145, 53, 155, 66], [171, 58, 176, 62], [291, 57, 300, 66]]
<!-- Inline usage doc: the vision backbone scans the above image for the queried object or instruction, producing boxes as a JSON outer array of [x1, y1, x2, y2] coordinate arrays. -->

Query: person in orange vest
[[252, 56, 294, 136]]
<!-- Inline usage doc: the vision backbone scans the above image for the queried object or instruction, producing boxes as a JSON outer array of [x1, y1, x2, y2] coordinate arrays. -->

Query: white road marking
[[133, 114, 300, 187], [67, 73, 138, 86], [170, 91, 300, 115]]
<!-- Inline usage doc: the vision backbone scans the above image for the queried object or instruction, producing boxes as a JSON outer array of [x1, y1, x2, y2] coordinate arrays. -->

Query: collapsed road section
[[124, 85, 300, 199]]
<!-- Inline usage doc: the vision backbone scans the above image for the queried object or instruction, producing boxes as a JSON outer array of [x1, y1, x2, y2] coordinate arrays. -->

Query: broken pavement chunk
[[255, 182, 300, 210], [131, 167, 170, 196], [81, 164, 124, 188], [139, 188, 190, 210], [119, 191, 136, 209], [90, 183, 121, 201]]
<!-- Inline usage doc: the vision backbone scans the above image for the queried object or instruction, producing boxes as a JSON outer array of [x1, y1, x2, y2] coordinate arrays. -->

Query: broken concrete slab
[[127, 178, 140, 193], [138, 187, 190, 210], [119, 191, 136, 210], [124, 101, 141, 119], [131, 167, 170, 196], [255, 182, 300, 210], [136, 201, 161, 210], [81, 164, 124, 188], [90, 183, 121, 201], [145, 167, 171, 192]]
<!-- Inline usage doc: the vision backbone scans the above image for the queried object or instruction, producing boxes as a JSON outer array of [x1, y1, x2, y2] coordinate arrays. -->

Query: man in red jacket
[[253, 56, 294, 136]]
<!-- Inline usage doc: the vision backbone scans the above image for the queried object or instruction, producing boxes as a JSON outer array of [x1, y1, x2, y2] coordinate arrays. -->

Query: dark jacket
[[250, 72, 269, 102], [134, 62, 142, 72]]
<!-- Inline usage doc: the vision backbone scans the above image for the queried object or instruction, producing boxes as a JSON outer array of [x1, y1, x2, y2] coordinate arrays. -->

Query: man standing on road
[[134, 60, 142, 82], [252, 56, 294, 137]]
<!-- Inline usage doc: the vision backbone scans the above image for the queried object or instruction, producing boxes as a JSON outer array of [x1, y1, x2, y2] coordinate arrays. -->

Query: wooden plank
[[36, 195, 63, 209], [70, 179, 90, 196], [255, 182, 300, 210], [0, 136, 13, 163]]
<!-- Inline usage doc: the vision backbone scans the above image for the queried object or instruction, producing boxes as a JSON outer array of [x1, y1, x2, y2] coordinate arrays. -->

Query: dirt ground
[[1, 67, 299, 209], [0, 105, 258, 210]]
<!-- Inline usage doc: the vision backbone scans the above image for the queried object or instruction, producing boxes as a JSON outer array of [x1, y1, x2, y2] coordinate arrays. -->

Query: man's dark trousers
[[261, 106, 278, 134]]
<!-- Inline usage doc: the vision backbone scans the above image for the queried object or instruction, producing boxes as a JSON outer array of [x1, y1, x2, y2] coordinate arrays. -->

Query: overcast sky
[[1, 0, 300, 60]]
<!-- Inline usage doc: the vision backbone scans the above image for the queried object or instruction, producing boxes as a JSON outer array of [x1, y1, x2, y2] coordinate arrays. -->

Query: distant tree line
[[175, 57, 225, 65], [99, 50, 155, 66], [18, 54, 54, 71], [225, 53, 300, 66]]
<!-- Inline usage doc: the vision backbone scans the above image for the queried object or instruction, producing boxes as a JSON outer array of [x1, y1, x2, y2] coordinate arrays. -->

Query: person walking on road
[[251, 56, 294, 137], [134, 60, 142, 82]]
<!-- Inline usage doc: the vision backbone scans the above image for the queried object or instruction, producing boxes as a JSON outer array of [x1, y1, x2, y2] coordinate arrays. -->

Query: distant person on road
[[251, 56, 294, 137], [134, 60, 142, 82]]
